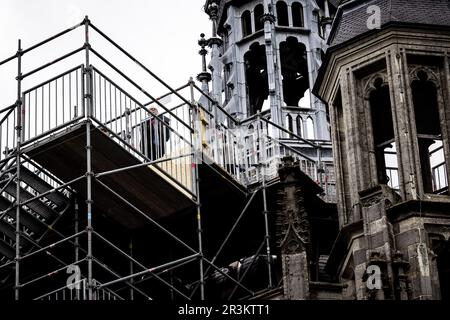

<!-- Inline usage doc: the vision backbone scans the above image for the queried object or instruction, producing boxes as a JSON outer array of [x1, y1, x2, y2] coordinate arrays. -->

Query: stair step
[[0, 220, 16, 240], [0, 238, 15, 260], [0, 219, 34, 249], [14, 166, 69, 210], [3, 182, 58, 220], [0, 196, 45, 235]]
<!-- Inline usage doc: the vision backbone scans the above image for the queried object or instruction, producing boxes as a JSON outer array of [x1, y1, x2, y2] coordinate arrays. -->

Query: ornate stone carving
[[276, 156, 310, 254], [362, 71, 389, 99], [408, 65, 440, 87]]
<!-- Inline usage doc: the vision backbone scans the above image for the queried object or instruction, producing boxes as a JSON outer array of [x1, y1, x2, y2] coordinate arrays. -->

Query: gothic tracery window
[[280, 37, 309, 107], [411, 68, 448, 194], [244, 42, 269, 115], [367, 76, 398, 187]]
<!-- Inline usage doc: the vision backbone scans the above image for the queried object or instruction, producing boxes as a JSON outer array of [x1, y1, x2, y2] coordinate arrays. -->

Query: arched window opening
[[369, 77, 398, 187], [306, 117, 315, 140], [411, 70, 448, 194], [244, 43, 269, 116], [280, 37, 309, 106], [276, 1, 289, 26], [224, 63, 233, 103], [296, 116, 303, 137], [242, 10, 252, 37], [254, 4, 264, 31], [292, 2, 304, 27], [286, 114, 293, 134]]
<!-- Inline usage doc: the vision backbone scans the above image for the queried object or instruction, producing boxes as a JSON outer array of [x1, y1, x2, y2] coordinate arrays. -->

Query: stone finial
[[197, 33, 212, 83]]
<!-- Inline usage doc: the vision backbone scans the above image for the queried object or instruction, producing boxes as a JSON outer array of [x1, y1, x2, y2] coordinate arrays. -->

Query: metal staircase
[[0, 159, 72, 274]]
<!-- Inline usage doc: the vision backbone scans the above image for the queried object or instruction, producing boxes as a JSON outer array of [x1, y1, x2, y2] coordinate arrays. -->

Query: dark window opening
[[292, 2, 304, 27], [224, 63, 233, 103], [254, 4, 264, 31], [242, 10, 252, 37], [280, 37, 309, 106], [244, 43, 269, 116], [369, 77, 398, 187], [276, 1, 289, 26], [296, 116, 302, 137], [286, 114, 293, 133], [411, 70, 448, 194], [433, 239, 450, 300]]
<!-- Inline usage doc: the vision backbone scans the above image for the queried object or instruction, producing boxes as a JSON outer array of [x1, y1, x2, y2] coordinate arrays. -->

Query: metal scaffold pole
[[14, 39, 23, 301], [189, 78, 205, 300], [257, 112, 273, 289], [129, 237, 134, 300], [74, 199, 80, 300], [84, 15, 94, 300], [74, 199, 79, 262]]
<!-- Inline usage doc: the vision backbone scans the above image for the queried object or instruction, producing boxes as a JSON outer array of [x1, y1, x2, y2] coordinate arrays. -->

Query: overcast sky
[[0, 0, 211, 107]]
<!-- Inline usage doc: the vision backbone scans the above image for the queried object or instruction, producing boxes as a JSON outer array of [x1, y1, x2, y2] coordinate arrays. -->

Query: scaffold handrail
[[21, 20, 85, 55], [88, 21, 197, 120], [89, 47, 193, 131], [20, 47, 85, 80], [0, 19, 83, 69], [91, 67, 193, 146], [22, 64, 84, 95]]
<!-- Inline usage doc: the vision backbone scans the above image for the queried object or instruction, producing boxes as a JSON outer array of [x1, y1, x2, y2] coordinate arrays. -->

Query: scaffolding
[[0, 17, 331, 300]]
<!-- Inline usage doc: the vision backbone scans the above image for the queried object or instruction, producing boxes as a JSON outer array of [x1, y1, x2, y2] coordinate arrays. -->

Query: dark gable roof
[[329, 0, 450, 47]]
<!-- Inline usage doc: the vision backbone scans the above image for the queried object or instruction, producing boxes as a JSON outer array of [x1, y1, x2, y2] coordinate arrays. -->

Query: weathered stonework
[[277, 156, 311, 299], [315, 0, 450, 300]]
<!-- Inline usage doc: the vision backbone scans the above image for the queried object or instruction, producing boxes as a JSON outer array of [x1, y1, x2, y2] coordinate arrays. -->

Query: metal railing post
[[189, 78, 205, 300], [74, 198, 80, 300], [84, 15, 94, 301], [125, 107, 131, 145], [257, 111, 273, 289], [14, 38, 23, 301]]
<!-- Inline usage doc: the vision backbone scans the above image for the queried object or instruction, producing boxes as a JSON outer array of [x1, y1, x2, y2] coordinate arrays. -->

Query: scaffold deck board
[[22, 122, 196, 230]]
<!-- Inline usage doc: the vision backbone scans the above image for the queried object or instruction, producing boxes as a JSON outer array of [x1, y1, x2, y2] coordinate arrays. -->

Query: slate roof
[[329, 0, 450, 47]]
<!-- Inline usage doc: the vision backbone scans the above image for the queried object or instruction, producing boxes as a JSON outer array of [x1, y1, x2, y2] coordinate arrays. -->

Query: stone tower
[[203, 0, 336, 189], [314, 0, 450, 300]]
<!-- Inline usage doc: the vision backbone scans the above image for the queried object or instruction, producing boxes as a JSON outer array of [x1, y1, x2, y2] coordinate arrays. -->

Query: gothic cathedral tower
[[203, 0, 336, 189], [315, 0, 450, 300]]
